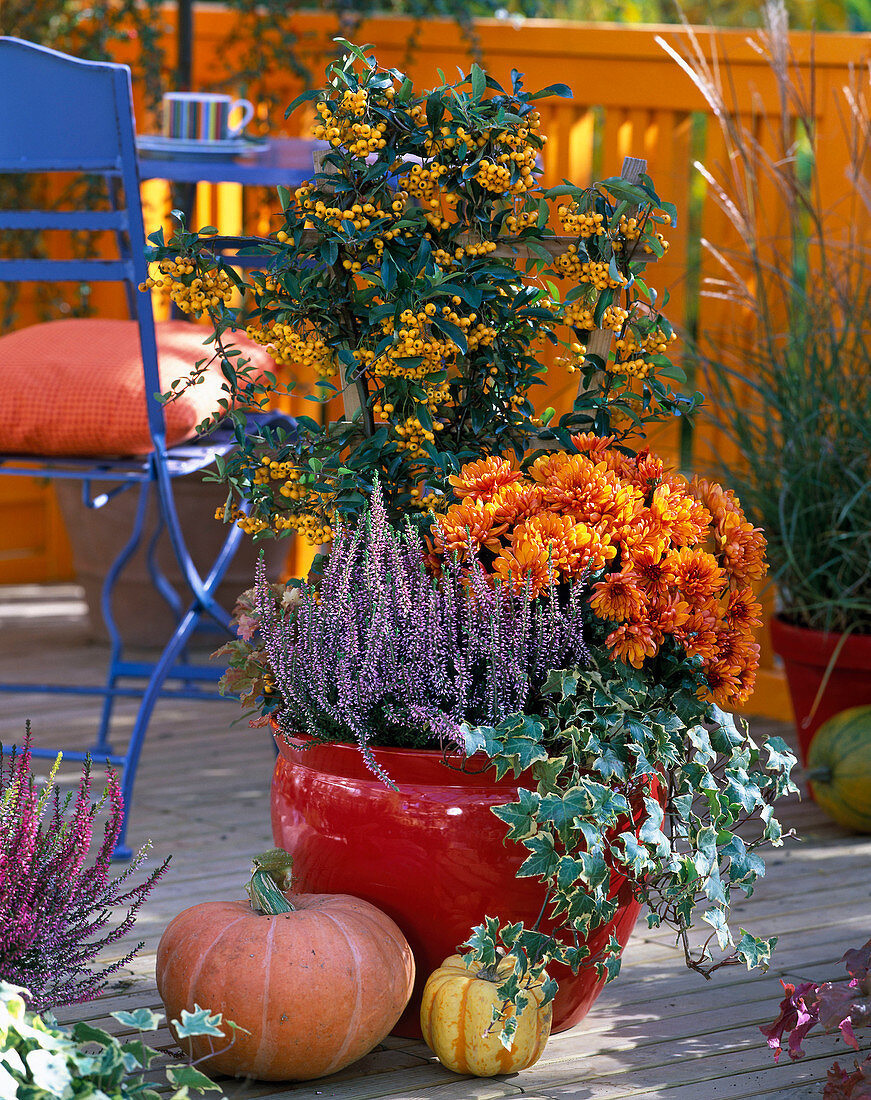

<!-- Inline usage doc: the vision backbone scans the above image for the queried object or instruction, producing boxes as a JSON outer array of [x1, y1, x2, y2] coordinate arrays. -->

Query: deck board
[[1, 583, 867, 1100]]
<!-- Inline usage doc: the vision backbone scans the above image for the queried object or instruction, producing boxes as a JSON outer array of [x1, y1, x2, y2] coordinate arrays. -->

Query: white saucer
[[136, 135, 270, 160]]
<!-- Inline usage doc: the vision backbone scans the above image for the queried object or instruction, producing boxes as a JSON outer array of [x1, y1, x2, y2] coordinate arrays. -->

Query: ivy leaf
[[702, 907, 734, 950], [736, 931, 777, 971], [112, 1008, 163, 1031], [538, 785, 593, 832], [165, 1064, 224, 1092], [492, 787, 540, 840], [639, 797, 670, 858], [517, 833, 559, 879], [172, 1006, 226, 1039]]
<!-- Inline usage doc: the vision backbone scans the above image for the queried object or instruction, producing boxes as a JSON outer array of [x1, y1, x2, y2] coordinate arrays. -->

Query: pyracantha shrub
[[0, 727, 169, 1010]]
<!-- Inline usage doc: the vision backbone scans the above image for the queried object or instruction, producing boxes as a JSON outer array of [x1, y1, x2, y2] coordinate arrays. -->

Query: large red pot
[[770, 616, 871, 764], [271, 734, 644, 1038]]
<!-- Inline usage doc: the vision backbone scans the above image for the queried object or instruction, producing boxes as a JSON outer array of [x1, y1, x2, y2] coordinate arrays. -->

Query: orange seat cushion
[[0, 318, 274, 457]]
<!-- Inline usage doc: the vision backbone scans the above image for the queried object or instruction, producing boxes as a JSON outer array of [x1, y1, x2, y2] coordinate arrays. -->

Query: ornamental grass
[[660, 1, 871, 634]]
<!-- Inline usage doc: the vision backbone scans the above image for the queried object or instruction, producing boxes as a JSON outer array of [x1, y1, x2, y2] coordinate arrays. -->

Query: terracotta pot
[[270, 734, 644, 1038], [770, 615, 871, 764]]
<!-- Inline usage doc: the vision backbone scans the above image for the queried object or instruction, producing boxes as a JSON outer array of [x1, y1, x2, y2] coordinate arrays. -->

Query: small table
[[136, 136, 321, 186]]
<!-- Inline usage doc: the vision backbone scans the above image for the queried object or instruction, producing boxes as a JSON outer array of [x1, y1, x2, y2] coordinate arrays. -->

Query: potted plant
[[660, 8, 871, 761], [147, 45, 796, 1047]]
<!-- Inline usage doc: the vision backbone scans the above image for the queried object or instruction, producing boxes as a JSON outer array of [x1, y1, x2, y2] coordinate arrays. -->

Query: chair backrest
[[0, 37, 166, 451]]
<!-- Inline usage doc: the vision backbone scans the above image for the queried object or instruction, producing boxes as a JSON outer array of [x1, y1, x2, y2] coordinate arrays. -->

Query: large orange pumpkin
[[155, 850, 415, 1081]]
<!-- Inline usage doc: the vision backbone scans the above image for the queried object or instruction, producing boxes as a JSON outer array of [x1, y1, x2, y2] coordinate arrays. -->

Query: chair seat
[[0, 317, 274, 457]]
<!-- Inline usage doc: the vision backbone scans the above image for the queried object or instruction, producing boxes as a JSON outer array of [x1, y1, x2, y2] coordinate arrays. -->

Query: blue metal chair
[[0, 37, 277, 856]]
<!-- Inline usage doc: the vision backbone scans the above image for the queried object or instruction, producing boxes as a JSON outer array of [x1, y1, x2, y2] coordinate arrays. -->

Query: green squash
[[806, 706, 871, 833]]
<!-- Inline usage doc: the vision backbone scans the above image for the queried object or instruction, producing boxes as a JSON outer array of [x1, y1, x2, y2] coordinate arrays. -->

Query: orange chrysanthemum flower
[[514, 512, 615, 579], [589, 571, 646, 622], [619, 512, 669, 560], [711, 627, 758, 674], [448, 456, 521, 502], [699, 658, 743, 708], [617, 448, 667, 495], [725, 587, 763, 632], [649, 594, 691, 640], [492, 541, 554, 598], [489, 481, 545, 528], [732, 652, 760, 705], [542, 455, 645, 536], [627, 545, 679, 600], [647, 482, 712, 548], [674, 602, 723, 662], [687, 476, 743, 524], [570, 431, 617, 459], [673, 545, 726, 605], [436, 500, 502, 558], [606, 621, 659, 668], [716, 511, 768, 583], [528, 450, 573, 484]]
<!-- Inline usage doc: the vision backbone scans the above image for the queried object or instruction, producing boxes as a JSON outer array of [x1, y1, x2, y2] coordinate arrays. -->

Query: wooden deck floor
[[1, 583, 868, 1100]]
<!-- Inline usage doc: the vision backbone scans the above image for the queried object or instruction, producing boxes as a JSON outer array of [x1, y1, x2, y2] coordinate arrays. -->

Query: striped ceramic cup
[[162, 92, 255, 141]]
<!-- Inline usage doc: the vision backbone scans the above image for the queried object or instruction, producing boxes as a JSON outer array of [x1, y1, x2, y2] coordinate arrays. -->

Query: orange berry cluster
[[312, 90, 390, 158], [140, 258, 234, 316], [554, 248, 626, 288], [557, 205, 605, 237], [245, 322, 337, 379], [504, 210, 539, 233]]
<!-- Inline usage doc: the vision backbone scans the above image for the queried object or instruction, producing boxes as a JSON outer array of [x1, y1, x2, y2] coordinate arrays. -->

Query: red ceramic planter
[[270, 734, 643, 1038], [770, 616, 871, 764]]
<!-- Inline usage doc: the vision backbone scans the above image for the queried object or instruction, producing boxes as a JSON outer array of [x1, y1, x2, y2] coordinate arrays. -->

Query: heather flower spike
[[256, 483, 588, 778], [0, 725, 169, 1011]]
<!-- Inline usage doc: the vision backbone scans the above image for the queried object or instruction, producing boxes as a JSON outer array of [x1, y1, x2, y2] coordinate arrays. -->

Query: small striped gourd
[[420, 953, 552, 1076], [806, 706, 871, 833]]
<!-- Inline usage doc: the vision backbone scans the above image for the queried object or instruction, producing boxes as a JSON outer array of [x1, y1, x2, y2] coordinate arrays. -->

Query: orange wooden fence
[[4, 15, 870, 717]]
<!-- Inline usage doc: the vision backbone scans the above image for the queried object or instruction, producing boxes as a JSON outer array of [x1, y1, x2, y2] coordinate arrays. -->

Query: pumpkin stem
[[805, 766, 833, 784], [246, 848, 296, 914]]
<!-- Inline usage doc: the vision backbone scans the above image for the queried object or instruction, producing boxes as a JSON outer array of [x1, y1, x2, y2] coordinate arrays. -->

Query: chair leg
[[111, 512, 248, 858], [93, 480, 152, 757]]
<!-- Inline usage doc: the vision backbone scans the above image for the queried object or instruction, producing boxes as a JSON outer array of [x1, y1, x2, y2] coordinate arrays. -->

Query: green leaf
[[172, 1006, 225, 1039], [527, 83, 573, 101], [71, 1021, 115, 1048], [112, 1008, 163, 1031], [283, 87, 321, 119], [736, 931, 777, 971], [165, 1064, 223, 1092], [471, 63, 486, 104]]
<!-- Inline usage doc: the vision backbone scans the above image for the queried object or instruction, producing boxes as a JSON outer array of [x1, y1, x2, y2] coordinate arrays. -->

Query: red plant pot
[[770, 616, 871, 764], [271, 734, 644, 1038]]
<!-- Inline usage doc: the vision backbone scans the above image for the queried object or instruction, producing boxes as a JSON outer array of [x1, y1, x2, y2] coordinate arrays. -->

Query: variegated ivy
[[0, 981, 241, 1100], [461, 651, 797, 1046]]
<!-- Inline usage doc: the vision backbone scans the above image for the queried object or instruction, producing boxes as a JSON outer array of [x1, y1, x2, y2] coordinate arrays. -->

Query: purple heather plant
[[256, 485, 589, 778], [0, 725, 169, 1012]]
